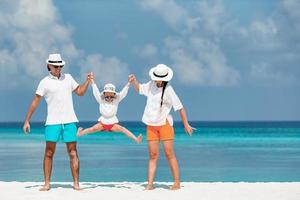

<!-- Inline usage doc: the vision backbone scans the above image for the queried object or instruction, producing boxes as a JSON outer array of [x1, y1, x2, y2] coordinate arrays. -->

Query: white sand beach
[[1, 182, 300, 200]]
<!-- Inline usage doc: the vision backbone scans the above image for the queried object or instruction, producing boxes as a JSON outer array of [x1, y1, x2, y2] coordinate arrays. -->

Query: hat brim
[[46, 59, 66, 66], [102, 90, 116, 93], [149, 66, 173, 81]]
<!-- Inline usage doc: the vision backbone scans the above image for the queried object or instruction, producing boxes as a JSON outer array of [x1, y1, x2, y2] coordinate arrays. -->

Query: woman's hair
[[47, 64, 50, 71], [160, 81, 168, 107]]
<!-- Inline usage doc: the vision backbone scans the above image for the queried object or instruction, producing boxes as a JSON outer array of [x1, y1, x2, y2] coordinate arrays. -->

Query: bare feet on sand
[[145, 184, 154, 190], [76, 127, 84, 137], [136, 134, 142, 143], [73, 182, 81, 191], [39, 184, 50, 191], [170, 182, 181, 190]]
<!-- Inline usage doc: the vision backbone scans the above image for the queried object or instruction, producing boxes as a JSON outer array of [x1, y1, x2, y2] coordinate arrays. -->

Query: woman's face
[[48, 64, 63, 77], [155, 81, 163, 87]]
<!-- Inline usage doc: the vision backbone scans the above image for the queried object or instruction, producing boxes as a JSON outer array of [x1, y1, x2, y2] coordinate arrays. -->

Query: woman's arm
[[23, 94, 42, 134], [128, 74, 139, 92], [179, 107, 195, 135]]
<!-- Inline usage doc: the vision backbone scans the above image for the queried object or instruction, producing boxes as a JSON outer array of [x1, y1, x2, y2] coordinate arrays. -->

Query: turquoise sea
[[0, 121, 300, 182]]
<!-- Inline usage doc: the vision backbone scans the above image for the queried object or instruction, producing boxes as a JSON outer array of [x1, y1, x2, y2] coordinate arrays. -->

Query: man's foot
[[73, 182, 81, 191], [136, 134, 142, 143], [39, 184, 50, 191], [170, 182, 181, 190], [145, 183, 154, 190], [76, 127, 84, 137]]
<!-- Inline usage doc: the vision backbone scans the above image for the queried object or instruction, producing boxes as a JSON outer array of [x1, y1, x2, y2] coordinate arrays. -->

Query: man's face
[[48, 64, 63, 77]]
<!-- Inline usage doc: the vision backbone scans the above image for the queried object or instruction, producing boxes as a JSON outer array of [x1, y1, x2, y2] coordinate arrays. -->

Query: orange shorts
[[147, 121, 174, 141]]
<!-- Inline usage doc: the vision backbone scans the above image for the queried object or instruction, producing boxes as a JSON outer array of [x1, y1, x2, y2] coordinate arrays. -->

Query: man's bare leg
[[40, 142, 56, 191], [111, 124, 142, 143], [66, 142, 81, 190], [77, 123, 103, 137]]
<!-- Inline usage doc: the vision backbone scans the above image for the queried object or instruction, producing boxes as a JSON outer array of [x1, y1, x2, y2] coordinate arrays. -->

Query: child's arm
[[118, 82, 130, 101], [91, 82, 102, 103]]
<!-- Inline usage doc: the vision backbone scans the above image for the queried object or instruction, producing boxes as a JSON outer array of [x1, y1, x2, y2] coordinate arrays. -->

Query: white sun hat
[[46, 53, 66, 66], [103, 83, 116, 93], [149, 64, 173, 81]]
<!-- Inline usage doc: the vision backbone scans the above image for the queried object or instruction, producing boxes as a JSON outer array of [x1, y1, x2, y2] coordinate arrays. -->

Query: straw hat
[[149, 64, 173, 81]]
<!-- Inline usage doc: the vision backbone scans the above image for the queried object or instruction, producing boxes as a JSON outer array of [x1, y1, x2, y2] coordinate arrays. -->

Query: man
[[23, 53, 92, 191]]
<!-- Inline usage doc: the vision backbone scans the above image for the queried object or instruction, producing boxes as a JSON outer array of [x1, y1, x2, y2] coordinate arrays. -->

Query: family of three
[[23, 53, 194, 191]]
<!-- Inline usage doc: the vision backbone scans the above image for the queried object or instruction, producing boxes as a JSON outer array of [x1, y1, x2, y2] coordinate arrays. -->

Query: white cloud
[[80, 54, 129, 87], [139, 0, 189, 31], [139, 0, 240, 86], [139, 44, 158, 59], [0, 0, 129, 90]]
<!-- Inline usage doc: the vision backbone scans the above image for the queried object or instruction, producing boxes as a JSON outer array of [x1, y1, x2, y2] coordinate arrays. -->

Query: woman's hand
[[184, 123, 196, 136]]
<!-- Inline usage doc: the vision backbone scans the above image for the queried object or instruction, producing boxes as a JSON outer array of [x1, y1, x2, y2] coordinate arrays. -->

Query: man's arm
[[74, 72, 92, 96], [23, 94, 42, 134]]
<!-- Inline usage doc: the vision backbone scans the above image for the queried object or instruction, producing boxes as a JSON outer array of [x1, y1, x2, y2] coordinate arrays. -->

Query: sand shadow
[[140, 183, 171, 190], [25, 183, 74, 189], [81, 183, 131, 189]]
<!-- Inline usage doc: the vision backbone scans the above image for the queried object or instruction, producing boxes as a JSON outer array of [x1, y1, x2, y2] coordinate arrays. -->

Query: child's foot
[[145, 183, 154, 190], [39, 184, 50, 191], [77, 127, 84, 137], [170, 182, 181, 190], [136, 134, 142, 143]]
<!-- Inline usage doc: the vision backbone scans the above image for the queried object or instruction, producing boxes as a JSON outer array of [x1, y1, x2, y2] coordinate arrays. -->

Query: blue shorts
[[45, 123, 78, 143]]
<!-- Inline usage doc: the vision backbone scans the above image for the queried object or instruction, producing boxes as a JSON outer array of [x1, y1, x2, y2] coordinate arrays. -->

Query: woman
[[129, 64, 194, 190]]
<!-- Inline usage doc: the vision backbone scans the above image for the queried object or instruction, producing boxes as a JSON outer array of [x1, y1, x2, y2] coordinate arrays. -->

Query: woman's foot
[[73, 182, 81, 191], [39, 184, 50, 191], [76, 127, 84, 137], [145, 183, 154, 190], [136, 134, 142, 143], [170, 182, 181, 190]]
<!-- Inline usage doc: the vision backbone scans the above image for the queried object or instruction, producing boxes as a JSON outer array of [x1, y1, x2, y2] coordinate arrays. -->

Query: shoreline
[[1, 181, 300, 200]]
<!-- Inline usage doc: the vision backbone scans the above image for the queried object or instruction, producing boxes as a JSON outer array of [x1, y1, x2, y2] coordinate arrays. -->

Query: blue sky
[[0, 0, 299, 122]]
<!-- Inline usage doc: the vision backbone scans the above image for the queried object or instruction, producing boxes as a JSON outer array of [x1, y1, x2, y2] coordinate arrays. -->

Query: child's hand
[[128, 74, 136, 83]]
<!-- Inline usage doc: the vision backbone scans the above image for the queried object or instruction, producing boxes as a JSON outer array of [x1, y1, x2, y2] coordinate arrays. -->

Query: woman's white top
[[139, 81, 183, 126], [92, 83, 129, 124], [36, 73, 79, 125]]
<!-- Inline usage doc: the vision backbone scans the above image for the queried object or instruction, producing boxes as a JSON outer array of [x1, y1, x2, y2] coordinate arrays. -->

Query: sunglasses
[[53, 65, 64, 69], [104, 95, 115, 100]]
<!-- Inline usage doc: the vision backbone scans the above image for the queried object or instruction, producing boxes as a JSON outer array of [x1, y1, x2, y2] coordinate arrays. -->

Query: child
[[129, 64, 195, 190], [77, 74, 142, 143]]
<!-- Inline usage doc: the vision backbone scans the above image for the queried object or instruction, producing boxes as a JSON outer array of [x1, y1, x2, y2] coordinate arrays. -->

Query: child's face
[[104, 92, 116, 102]]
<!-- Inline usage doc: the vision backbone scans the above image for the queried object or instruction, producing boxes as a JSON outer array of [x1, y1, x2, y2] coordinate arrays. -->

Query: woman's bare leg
[[146, 140, 160, 190], [77, 123, 103, 137], [162, 140, 180, 190], [111, 124, 142, 143]]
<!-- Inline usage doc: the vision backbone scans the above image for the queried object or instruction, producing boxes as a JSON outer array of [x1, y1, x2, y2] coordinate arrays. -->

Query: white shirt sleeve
[[139, 81, 151, 96], [69, 74, 79, 91], [168, 86, 183, 111], [35, 80, 45, 97], [118, 83, 130, 102], [92, 83, 102, 104]]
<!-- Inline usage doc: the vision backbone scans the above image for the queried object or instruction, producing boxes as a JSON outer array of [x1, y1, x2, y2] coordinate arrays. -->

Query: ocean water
[[0, 121, 300, 182]]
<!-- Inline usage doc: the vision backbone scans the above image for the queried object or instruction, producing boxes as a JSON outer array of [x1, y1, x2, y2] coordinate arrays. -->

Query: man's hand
[[23, 121, 30, 134], [87, 72, 94, 84]]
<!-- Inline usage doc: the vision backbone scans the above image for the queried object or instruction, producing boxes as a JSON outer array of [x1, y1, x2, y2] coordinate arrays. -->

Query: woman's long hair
[[160, 81, 168, 107]]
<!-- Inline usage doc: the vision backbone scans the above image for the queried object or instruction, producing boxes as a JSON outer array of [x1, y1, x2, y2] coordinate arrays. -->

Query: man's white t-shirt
[[139, 81, 183, 126], [36, 73, 79, 125]]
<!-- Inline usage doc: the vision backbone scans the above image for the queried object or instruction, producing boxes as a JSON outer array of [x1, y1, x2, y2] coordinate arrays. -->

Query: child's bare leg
[[111, 124, 142, 143], [77, 123, 104, 137]]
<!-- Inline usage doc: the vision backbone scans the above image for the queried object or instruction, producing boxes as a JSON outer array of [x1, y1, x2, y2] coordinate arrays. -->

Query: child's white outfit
[[92, 83, 129, 127]]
